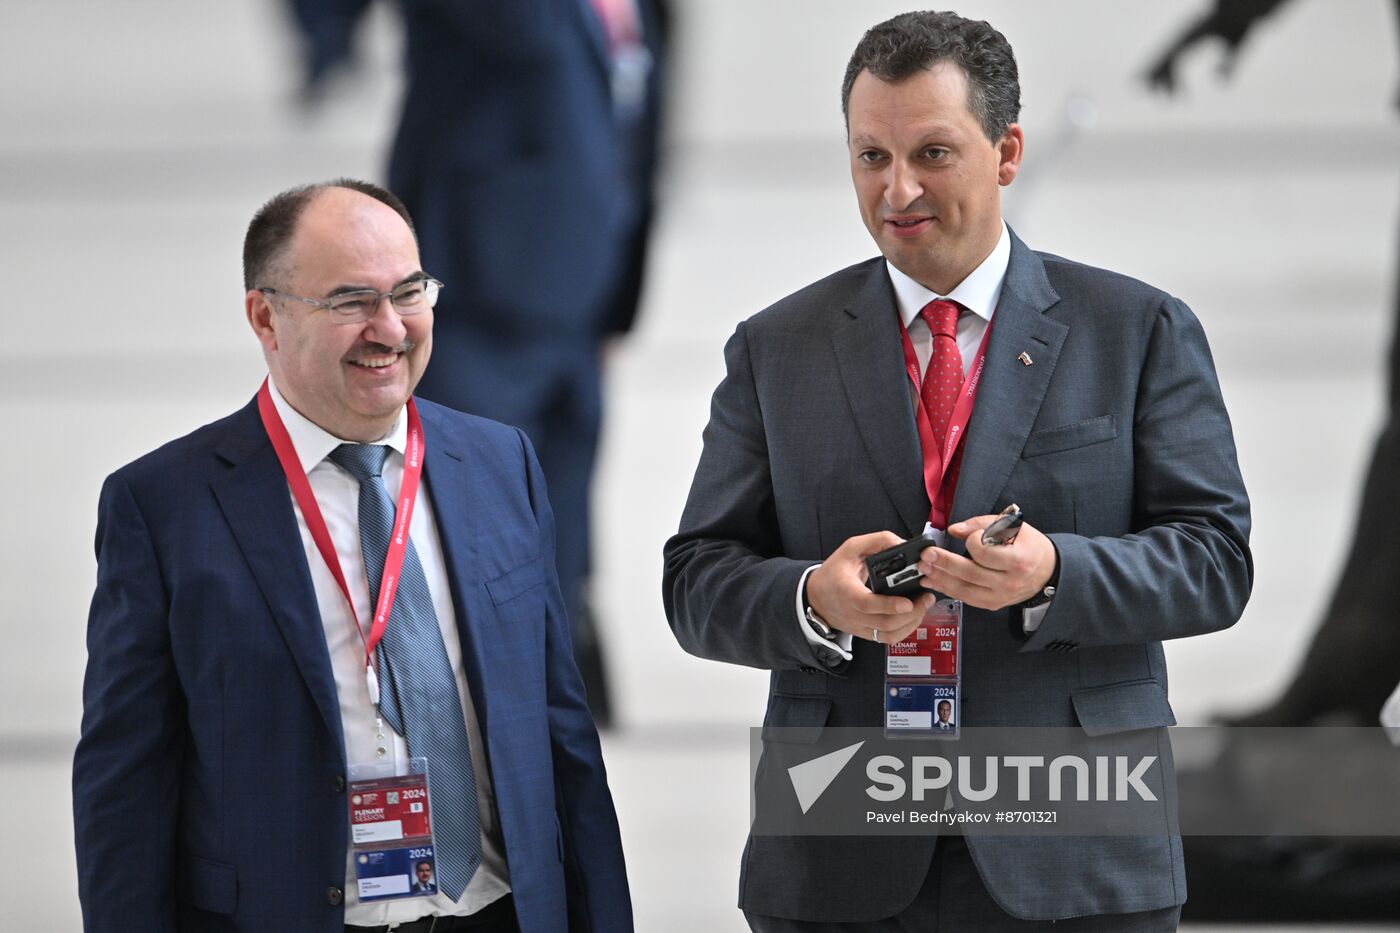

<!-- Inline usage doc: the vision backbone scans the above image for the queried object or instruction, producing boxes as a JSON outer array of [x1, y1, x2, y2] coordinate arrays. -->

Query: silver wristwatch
[[805, 605, 840, 641], [1022, 583, 1056, 609]]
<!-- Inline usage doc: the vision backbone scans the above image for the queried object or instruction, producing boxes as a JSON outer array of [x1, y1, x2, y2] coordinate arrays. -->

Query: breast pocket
[[1022, 414, 1117, 458], [1013, 415, 1128, 534], [480, 556, 549, 669]]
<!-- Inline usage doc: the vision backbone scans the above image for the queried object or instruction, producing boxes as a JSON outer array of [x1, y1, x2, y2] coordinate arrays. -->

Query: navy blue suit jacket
[[289, 0, 667, 340], [73, 397, 631, 931]]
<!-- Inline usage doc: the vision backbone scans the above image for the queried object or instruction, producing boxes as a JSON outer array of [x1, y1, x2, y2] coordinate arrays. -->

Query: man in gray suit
[[663, 10, 1252, 931]]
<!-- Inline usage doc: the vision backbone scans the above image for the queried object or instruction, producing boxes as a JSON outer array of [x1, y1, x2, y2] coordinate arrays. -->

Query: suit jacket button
[[334, 774, 346, 792], [326, 886, 343, 906]]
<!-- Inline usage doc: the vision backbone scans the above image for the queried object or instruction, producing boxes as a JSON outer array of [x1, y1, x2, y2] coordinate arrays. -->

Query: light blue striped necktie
[[328, 443, 482, 900]]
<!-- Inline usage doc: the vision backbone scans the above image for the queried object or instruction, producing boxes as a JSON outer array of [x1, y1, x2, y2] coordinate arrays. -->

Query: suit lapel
[[416, 406, 493, 728], [949, 233, 1068, 537], [210, 400, 345, 749], [832, 262, 929, 537]]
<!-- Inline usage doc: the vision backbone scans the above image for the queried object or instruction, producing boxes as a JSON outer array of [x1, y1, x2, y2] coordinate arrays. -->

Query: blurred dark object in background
[[1148, 0, 1400, 921], [1177, 727, 1400, 921], [1144, 0, 1291, 93], [287, 0, 672, 729], [1183, 836, 1400, 921], [1146, 0, 1400, 107], [1147, 0, 1400, 736]]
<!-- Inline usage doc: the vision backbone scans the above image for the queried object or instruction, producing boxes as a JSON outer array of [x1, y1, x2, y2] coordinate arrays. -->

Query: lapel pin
[[1018, 351, 1034, 366]]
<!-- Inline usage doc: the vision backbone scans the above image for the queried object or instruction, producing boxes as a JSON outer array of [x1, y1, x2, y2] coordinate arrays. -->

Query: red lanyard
[[897, 314, 993, 526], [257, 379, 424, 704]]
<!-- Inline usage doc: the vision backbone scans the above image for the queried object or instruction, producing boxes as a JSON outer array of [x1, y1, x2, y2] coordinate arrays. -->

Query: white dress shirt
[[267, 380, 510, 922], [798, 224, 1047, 658]]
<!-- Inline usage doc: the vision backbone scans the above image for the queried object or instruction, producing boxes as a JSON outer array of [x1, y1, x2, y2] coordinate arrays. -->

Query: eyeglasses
[[260, 277, 443, 325]]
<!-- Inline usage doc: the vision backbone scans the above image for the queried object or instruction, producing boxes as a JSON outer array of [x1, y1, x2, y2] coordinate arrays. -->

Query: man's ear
[[246, 290, 278, 352], [997, 124, 1024, 186]]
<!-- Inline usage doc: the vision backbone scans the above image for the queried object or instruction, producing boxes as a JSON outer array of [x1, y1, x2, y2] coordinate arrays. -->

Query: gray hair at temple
[[841, 10, 1022, 144]]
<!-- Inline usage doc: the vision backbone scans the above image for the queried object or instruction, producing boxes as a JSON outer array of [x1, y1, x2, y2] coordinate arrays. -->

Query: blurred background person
[[286, 0, 672, 727]]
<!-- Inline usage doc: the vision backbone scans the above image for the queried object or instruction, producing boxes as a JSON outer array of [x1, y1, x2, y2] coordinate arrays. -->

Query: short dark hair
[[242, 178, 416, 291], [841, 11, 1021, 144]]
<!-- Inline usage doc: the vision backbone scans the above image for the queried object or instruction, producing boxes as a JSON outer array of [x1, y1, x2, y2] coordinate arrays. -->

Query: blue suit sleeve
[[516, 429, 633, 932], [73, 474, 185, 931]]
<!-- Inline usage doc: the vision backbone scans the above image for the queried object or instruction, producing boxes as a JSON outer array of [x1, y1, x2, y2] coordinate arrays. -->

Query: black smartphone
[[865, 530, 941, 597], [981, 504, 1024, 546]]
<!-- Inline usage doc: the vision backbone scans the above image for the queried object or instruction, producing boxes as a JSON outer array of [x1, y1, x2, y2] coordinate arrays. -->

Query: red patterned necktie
[[912, 298, 968, 518], [919, 299, 965, 452]]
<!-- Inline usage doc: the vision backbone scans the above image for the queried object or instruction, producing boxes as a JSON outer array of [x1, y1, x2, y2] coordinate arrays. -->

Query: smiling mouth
[[349, 354, 399, 369], [346, 341, 414, 370]]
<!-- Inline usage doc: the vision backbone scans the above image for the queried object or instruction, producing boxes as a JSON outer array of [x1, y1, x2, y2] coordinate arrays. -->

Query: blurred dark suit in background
[[288, 0, 670, 727], [1149, 0, 1400, 736], [1148, 1, 1400, 921]]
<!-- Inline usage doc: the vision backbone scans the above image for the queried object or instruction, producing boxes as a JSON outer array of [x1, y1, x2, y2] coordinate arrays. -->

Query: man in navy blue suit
[[286, 0, 670, 725], [73, 179, 631, 932]]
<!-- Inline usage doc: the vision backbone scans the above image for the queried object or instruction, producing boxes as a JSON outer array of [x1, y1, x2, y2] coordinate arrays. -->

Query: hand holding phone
[[865, 530, 942, 598]]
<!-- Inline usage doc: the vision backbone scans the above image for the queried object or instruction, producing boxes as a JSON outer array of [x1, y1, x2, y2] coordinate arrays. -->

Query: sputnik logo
[[787, 742, 865, 814]]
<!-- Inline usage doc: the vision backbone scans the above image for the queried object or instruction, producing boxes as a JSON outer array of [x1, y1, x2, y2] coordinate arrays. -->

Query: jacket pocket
[[1023, 414, 1117, 458], [761, 695, 833, 744], [176, 854, 238, 914], [485, 555, 545, 606], [1071, 679, 1176, 736]]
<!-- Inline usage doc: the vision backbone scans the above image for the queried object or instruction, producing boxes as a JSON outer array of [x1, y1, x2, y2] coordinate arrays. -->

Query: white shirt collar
[[266, 377, 407, 475], [887, 221, 1010, 329]]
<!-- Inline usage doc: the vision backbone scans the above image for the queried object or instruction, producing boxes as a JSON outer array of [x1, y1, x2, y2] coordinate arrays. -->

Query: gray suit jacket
[[662, 231, 1252, 923]]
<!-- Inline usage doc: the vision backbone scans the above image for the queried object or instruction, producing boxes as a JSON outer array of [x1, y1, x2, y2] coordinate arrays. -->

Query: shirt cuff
[[1020, 539, 1060, 635], [796, 564, 853, 661], [1021, 602, 1051, 634]]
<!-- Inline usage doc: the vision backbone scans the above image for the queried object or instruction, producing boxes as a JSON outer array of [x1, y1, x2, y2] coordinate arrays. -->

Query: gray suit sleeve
[[663, 322, 835, 671], [1026, 295, 1253, 651]]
